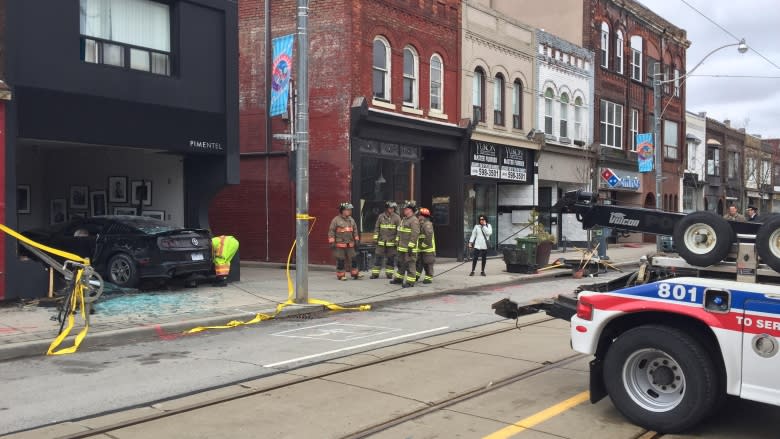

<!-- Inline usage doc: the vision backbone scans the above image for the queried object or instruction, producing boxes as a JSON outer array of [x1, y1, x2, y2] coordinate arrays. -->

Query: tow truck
[[493, 190, 780, 433]]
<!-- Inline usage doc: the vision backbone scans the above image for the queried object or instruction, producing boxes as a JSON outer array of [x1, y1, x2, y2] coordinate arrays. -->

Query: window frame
[[630, 109, 639, 151], [512, 80, 523, 129], [402, 45, 419, 108], [429, 54, 444, 113], [473, 68, 486, 122], [544, 88, 554, 135], [673, 68, 681, 97], [372, 36, 391, 101], [615, 30, 624, 74], [630, 35, 643, 81], [600, 99, 623, 149], [663, 119, 679, 160], [707, 147, 720, 176], [559, 92, 569, 138], [574, 96, 583, 141], [600, 22, 610, 69], [493, 74, 505, 126]]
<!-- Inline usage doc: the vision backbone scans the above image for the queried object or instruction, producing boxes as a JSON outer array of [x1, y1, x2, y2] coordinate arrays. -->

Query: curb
[[0, 260, 640, 361]]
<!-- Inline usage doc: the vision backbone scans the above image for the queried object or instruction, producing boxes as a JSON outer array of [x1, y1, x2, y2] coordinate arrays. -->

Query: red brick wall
[[211, 0, 461, 264]]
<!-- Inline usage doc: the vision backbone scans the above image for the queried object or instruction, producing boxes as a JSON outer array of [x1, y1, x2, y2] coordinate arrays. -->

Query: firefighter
[[391, 201, 420, 288], [212, 235, 239, 287], [371, 201, 401, 279], [328, 202, 363, 280], [415, 207, 436, 284]]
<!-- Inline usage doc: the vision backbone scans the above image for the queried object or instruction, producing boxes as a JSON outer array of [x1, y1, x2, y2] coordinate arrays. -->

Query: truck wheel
[[673, 211, 732, 267], [756, 215, 780, 272], [603, 325, 720, 433]]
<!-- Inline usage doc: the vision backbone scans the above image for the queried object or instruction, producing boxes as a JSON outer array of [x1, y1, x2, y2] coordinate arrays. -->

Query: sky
[[639, 0, 780, 138]]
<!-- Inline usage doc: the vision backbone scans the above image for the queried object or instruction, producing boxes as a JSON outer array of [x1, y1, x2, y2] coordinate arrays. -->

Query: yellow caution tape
[[0, 223, 92, 355], [185, 214, 371, 335]]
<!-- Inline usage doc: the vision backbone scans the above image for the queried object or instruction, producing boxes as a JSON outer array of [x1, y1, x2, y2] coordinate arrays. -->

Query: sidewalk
[[0, 243, 655, 360]]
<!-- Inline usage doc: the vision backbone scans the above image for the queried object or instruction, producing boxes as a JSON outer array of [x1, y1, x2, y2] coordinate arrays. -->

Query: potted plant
[[503, 209, 556, 273]]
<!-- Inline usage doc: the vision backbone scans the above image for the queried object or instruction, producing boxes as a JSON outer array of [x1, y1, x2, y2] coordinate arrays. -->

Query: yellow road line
[[482, 391, 590, 439]]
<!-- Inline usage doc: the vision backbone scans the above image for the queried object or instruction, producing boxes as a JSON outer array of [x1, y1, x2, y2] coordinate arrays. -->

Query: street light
[[652, 38, 748, 251]]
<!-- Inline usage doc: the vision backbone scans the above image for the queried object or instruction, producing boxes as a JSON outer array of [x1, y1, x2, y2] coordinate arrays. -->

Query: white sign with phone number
[[471, 162, 500, 178], [500, 167, 527, 181]]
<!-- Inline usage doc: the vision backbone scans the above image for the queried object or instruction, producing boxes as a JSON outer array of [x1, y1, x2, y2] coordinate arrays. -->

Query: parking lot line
[[262, 326, 450, 368], [481, 391, 590, 439]]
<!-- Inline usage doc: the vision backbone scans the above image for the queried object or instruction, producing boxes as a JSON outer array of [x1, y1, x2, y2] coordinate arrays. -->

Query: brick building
[[705, 117, 745, 214], [211, 0, 466, 265]]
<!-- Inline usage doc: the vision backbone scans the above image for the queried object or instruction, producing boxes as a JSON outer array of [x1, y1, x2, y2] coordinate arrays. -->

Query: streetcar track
[[49, 317, 556, 439]]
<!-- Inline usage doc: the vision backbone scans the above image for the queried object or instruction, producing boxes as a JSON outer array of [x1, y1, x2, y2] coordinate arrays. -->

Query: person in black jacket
[[746, 205, 760, 222]]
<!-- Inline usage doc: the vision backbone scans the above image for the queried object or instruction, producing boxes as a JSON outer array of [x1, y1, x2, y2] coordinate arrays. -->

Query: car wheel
[[756, 215, 780, 272], [603, 325, 720, 433], [107, 253, 139, 288], [672, 211, 733, 267]]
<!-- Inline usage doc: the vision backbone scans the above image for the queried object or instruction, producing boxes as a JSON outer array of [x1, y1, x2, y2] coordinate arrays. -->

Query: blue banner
[[270, 34, 294, 117], [636, 133, 654, 173]]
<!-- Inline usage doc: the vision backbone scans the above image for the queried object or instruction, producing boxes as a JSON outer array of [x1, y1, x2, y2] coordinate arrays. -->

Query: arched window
[[403, 46, 419, 108], [430, 54, 443, 112], [512, 80, 523, 129], [574, 96, 583, 141], [600, 22, 610, 68], [630, 35, 643, 81], [372, 37, 390, 100], [560, 93, 569, 138], [473, 68, 486, 122], [615, 30, 624, 74], [544, 88, 554, 135], [493, 74, 505, 126]]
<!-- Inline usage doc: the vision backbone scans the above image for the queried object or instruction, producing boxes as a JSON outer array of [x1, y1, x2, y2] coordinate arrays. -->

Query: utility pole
[[653, 73, 663, 252], [294, 0, 310, 303], [264, 0, 272, 262]]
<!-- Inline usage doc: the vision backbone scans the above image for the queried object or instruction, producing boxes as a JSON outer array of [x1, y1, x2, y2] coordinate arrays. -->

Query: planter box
[[502, 239, 553, 273]]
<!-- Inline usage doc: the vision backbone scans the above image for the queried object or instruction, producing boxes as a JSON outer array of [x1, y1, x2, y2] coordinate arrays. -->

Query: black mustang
[[23, 216, 213, 288]]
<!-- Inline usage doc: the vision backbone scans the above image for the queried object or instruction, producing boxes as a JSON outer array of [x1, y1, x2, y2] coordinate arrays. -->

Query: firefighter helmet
[[418, 207, 431, 217], [385, 201, 398, 210], [403, 200, 417, 210], [339, 202, 354, 212]]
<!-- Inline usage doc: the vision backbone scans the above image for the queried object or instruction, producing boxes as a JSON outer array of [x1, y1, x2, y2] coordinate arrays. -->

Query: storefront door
[[464, 182, 497, 254]]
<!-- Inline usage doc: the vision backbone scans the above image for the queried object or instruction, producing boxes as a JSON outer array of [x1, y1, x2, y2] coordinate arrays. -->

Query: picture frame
[[108, 176, 128, 203], [69, 211, 87, 221], [113, 206, 138, 216], [50, 199, 67, 225], [17, 185, 30, 214], [90, 191, 107, 217], [141, 210, 165, 221], [130, 180, 152, 206], [70, 186, 89, 210]]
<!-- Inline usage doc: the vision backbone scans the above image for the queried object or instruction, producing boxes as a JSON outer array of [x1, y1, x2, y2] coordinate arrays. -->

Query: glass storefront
[[463, 181, 498, 252], [358, 156, 413, 242]]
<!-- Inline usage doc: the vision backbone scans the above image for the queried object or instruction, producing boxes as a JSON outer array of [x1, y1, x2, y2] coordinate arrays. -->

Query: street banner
[[637, 133, 654, 173], [270, 34, 294, 117]]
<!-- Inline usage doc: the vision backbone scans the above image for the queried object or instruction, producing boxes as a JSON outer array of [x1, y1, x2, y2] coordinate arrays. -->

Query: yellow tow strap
[[0, 224, 92, 356], [185, 214, 370, 335]]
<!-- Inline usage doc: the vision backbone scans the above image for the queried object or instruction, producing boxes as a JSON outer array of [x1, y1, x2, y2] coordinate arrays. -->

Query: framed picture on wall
[[108, 176, 128, 203], [141, 210, 165, 221], [69, 211, 87, 221], [114, 206, 138, 216], [130, 180, 152, 206], [50, 199, 67, 225], [70, 186, 89, 210], [90, 191, 107, 217], [17, 185, 30, 214]]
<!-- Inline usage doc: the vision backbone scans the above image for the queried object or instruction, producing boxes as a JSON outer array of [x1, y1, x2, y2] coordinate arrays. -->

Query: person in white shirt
[[468, 215, 492, 276]]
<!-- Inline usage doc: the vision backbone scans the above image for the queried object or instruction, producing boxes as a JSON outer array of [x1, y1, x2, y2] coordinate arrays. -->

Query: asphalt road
[[1, 272, 615, 435]]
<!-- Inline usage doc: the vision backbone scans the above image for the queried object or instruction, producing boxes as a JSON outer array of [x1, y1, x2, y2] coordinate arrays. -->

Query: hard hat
[[385, 201, 398, 209], [339, 202, 354, 211], [403, 200, 417, 210], [418, 207, 431, 217]]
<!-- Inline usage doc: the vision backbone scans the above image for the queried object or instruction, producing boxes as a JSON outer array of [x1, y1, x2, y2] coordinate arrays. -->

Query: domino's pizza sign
[[600, 168, 641, 191]]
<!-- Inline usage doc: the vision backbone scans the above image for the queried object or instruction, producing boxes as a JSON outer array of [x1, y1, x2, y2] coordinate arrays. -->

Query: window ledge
[[429, 112, 448, 120], [401, 106, 423, 115], [371, 99, 397, 111]]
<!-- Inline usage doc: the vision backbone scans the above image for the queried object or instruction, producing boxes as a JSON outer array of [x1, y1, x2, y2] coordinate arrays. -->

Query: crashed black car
[[22, 216, 213, 288]]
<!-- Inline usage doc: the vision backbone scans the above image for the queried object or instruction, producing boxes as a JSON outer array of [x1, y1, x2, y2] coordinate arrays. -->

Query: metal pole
[[653, 74, 663, 252], [264, 0, 272, 262], [294, 0, 310, 303]]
